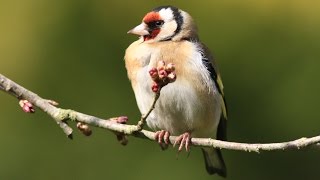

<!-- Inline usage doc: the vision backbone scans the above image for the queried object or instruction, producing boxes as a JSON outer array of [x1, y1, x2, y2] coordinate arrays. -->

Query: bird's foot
[[155, 130, 170, 144], [155, 130, 170, 150], [173, 132, 191, 152]]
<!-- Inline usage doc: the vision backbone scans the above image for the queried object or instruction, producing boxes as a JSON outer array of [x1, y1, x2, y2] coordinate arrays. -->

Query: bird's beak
[[127, 23, 150, 36]]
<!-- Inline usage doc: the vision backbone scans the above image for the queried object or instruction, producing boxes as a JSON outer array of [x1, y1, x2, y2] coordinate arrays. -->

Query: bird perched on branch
[[125, 6, 228, 177]]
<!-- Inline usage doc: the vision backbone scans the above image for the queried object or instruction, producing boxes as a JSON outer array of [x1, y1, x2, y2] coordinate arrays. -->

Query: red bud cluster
[[148, 61, 176, 93], [19, 100, 35, 113]]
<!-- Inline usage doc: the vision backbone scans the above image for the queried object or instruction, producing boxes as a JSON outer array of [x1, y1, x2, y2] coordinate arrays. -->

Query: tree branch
[[0, 73, 319, 153]]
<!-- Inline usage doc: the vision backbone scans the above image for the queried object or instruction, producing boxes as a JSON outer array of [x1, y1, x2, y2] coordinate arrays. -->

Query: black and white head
[[128, 6, 198, 42]]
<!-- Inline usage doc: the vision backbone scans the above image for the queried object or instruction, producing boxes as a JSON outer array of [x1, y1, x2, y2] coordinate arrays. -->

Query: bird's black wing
[[199, 43, 227, 141]]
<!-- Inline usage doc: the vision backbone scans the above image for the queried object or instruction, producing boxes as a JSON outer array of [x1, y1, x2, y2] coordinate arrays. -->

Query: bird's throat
[[144, 29, 160, 41]]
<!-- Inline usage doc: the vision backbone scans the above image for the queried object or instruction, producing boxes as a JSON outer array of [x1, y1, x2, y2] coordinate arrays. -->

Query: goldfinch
[[125, 6, 227, 177]]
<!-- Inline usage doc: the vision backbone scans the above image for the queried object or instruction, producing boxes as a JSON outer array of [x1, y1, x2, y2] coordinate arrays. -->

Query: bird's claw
[[173, 132, 191, 152], [155, 130, 170, 144]]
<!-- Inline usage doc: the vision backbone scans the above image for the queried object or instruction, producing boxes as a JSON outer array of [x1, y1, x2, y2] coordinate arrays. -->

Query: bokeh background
[[1, 0, 319, 179]]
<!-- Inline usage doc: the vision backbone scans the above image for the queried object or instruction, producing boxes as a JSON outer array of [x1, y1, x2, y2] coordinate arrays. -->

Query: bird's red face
[[128, 11, 164, 41], [142, 12, 163, 41], [128, 6, 182, 42]]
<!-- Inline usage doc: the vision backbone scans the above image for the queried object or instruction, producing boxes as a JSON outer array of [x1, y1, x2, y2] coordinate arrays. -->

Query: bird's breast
[[125, 39, 220, 136]]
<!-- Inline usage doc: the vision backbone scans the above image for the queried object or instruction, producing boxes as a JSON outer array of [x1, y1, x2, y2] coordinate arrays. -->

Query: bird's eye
[[147, 20, 164, 29], [155, 20, 164, 27]]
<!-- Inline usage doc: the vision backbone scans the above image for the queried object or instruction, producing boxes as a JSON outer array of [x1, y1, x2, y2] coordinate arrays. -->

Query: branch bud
[[158, 69, 168, 79], [151, 83, 160, 93], [149, 68, 159, 81], [110, 116, 128, 124], [157, 60, 166, 69], [167, 72, 176, 83], [77, 122, 92, 136], [165, 63, 175, 73], [19, 100, 35, 113]]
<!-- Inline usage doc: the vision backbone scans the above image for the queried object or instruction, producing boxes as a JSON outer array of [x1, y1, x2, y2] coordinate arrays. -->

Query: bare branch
[[0, 74, 73, 138], [0, 73, 319, 152]]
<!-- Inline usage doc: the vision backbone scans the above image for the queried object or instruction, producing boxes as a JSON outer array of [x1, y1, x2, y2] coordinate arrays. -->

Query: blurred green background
[[1, 0, 319, 179]]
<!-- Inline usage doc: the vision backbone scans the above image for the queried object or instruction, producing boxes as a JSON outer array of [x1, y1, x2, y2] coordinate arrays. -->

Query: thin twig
[[136, 92, 160, 130], [0, 73, 319, 152]]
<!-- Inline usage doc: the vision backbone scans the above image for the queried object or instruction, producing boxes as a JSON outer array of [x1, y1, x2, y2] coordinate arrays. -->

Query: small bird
[[125, 6, 227, 177]]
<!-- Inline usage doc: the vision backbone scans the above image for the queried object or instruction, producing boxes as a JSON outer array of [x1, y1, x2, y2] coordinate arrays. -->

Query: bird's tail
[[201, 147, 227, 177]]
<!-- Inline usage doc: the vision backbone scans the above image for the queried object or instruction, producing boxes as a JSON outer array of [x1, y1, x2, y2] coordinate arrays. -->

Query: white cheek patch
[[156, 21, 177, 40], [158, 8, 174, 21], [155, 8, 178, 41]]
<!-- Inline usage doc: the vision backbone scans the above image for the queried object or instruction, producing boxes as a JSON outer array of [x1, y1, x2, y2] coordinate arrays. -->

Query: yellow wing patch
[[217, 74, 227, 120]]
